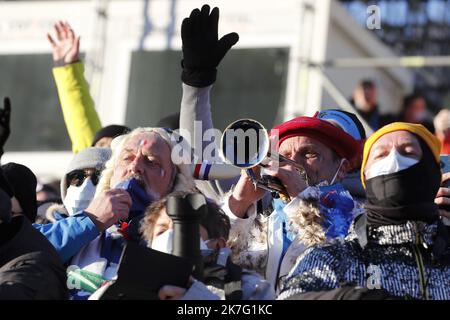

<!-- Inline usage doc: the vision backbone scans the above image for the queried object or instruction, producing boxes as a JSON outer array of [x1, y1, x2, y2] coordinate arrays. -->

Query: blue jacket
[[33, 211, 100, 264]]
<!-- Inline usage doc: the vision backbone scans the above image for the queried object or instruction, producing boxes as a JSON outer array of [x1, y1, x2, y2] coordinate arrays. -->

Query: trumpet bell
[[220, 119, 270, 169]]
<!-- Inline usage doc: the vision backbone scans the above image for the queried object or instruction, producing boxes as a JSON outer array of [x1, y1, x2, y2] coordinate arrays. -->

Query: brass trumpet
[[219, 119, 308, 200]]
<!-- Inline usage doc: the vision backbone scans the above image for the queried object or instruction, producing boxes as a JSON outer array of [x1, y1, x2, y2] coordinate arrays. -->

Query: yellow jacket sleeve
[[52, 62, 102, 153]]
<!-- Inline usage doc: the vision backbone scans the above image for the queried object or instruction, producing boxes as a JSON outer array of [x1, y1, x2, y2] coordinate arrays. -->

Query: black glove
[[181, 4, 239, 87], [0, 97, 11, 158]]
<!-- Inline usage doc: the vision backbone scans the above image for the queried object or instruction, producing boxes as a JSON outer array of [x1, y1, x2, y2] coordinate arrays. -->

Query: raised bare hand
[[47, 21, 80, 65]]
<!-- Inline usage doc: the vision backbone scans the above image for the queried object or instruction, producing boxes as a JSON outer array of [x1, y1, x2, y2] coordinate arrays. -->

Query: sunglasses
[[67, 169, 101, 187]]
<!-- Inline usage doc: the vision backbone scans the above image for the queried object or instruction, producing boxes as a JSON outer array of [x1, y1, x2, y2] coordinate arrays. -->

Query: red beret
[[270, 116, 359, 161]]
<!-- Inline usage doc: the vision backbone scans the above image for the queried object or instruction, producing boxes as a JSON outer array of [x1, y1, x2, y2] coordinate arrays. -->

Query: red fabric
[[270, 116, 359, 161], [193, 163, 202, 179], [441, 141, 450, 155], [118, 221, 130, 241]]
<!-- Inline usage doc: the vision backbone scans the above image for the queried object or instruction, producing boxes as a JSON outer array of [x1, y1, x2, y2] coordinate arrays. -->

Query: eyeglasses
[[67, 169, 101, 187]]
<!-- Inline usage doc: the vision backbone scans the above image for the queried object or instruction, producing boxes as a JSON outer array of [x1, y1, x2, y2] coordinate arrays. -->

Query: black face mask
[[365, 140, 441, 226]]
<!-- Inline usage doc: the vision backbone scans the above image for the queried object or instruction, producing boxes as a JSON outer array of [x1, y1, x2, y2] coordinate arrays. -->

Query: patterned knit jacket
[[278, 219, 450, 300]]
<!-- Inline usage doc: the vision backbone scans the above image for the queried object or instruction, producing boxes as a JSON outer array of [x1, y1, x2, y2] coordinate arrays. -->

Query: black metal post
[[166, 193, 206, 281]]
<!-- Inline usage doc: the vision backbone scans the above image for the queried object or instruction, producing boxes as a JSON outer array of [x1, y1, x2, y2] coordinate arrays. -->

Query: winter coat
[[0, 216, 68, 299], [222, 188, 362, 292], [53, 62, 102, 153], [33, 205, 100, 264], [278, 218, 450, 300]]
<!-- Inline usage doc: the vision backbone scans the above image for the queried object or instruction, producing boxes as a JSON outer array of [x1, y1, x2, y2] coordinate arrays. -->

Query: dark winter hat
[[91, 125, 131, 147], [1, 162, 37, 222]]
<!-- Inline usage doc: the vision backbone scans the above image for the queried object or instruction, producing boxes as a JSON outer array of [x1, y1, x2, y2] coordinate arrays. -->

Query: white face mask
[[151, 229, 173, 254], [63, 177, 96, 216], [150, 229, 209, 254], [366, 148, 419, 179]]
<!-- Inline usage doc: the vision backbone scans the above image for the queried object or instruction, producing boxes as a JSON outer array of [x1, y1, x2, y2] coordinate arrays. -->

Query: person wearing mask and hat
[[33, 147, 114, 264], [316, 109, 367, 200], [59, 146, 112, 216], [0, 167, 68, 299], [222, 114, 363, 292], [2, 163, 38, 223], [278, 122, 450, 300]]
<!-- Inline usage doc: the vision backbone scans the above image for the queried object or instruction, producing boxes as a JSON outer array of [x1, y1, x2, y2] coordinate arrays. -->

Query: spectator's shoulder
[[0, 251, 68, 300], [310, 237, 356, 255], [289, 238, 359, 277], [278, 240, 357, 299]]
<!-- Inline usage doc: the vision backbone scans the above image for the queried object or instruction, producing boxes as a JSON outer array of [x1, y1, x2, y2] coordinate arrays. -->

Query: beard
[[128, 173, 161, 201]]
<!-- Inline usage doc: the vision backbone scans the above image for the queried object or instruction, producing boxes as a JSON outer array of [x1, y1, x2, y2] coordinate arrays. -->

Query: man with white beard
[[67, 127, 197, 299]]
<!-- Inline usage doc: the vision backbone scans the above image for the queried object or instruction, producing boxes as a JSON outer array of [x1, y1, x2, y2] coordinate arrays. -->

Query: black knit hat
[[2, 163, 37, 222], [91, 125, 131, 147]]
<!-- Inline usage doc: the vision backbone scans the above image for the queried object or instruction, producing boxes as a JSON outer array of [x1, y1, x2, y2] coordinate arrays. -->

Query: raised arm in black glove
[[0, 98, 11, 159], [181, 4, 239, 87]]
